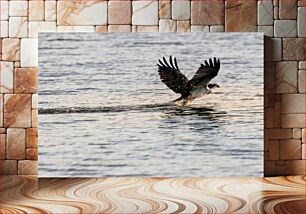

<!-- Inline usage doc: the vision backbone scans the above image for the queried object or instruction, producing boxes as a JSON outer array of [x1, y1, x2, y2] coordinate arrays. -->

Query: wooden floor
[[0, 176, 305, 214]]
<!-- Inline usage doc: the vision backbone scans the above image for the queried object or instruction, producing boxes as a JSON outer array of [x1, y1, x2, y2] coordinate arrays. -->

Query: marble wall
[[0, 0, 305, 176]]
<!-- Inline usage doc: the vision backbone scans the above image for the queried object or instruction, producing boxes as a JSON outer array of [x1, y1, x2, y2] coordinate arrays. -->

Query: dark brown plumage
[[157, 56, 221, 103]]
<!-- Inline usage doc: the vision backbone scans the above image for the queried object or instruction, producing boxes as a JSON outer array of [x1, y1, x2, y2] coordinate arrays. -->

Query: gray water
[[38, 33, 263, 177]]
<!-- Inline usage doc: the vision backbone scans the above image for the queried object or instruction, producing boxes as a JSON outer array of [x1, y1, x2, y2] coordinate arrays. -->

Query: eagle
[[157, 56, 221, 105]]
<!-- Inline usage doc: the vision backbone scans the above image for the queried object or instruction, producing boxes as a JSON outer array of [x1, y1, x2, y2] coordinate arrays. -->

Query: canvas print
[[38, 33, 263, 177]]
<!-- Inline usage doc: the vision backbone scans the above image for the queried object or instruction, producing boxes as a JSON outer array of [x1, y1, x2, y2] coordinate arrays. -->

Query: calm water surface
[[39, 33, 263, 177]]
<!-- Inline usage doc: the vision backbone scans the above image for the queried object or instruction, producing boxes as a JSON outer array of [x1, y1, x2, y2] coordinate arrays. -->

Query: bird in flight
[[157, 56, 221, 105]]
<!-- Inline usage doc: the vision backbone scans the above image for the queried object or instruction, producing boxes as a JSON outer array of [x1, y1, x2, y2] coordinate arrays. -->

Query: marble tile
[[45, 1, 57, 21], [136, 26, 158, 32], [265, 94, 276, 108], [172, 1, 190, 20], [258, 25, 273, 37], [191, 25, 209, 32], [282, 94, 305, 114], [293, 128, 302, 139], [210, 25, 225, 32], [275, 164, 286, 176], [57, 26, 95, 32], [6, 128, 25, 159], [265, 160, 275, 176], [14, 68, 38, 94], [265, 107, 274, 128], [280, 139, 302, 160], [274, 20, 297, 37], [274, 98, 282, 128], [279, 0, 297, 19], [0, 128, 6, 134], [283, 38, 304, 61], [0, 95, 3, 128], [0, 61, 14, 93], [18, 160, 37, 175], [20, 39, 38, 67], [0, 176, 305, 212], [264, 93, 273, 108], [0, 134, 5, 159], [159, 1, 171, 19], [177, 21, 190, 32], [274, 7, 279, 20], [276, 160, 286, 166], [302, 144, 306, 159], [264, 38, 282, 61], [9, 17, 28, 38], [0, 1, 9, 20], [275, 61, 298, 93], [26, 148, 38, 160], [14, 61, 21, 68], [132, 1, 158, 25], [0, 160, 17, 175], [192, 0, 224, 25], [298, 70, 305, 93], [32, 110, 38, 128], [2, 38, 20, 61], [159, 19, 177, 32], [265, 130, 270, 150], [0, 21, 9, 37], [29, 21, 57, 38], [298, 7, 305, 37], [132, 25, 136, 32], [268, 140, 279, 160], [32, 94, 38, 109], [26, 128, 38, 148], [108, 25, 131, 32], [282, 114, 305, 128], [298, 0, 305, 6], [29, 1, 45, 21], [299, 61, 305, 70], [225, 0, 257, 32], [95, 26, 108, 33], [4, 94, 32, 128], [258, 0, 273, 25], [269, 128, 293, 139], [9, 1, 28, 17], [57, 1, 107, 25], [303, 129, 306, 143], [108, 1, 131, 24], [286, 160, 306, 175], [265, 93, 274, 108]]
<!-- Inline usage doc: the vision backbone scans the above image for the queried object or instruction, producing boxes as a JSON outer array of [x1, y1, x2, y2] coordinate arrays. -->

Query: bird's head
[[208, 83, 220, 89]]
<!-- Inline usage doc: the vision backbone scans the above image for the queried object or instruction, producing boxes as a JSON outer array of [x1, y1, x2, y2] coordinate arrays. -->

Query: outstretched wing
[[189, 57, 220, 86], [157, 56, 189, 96]]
